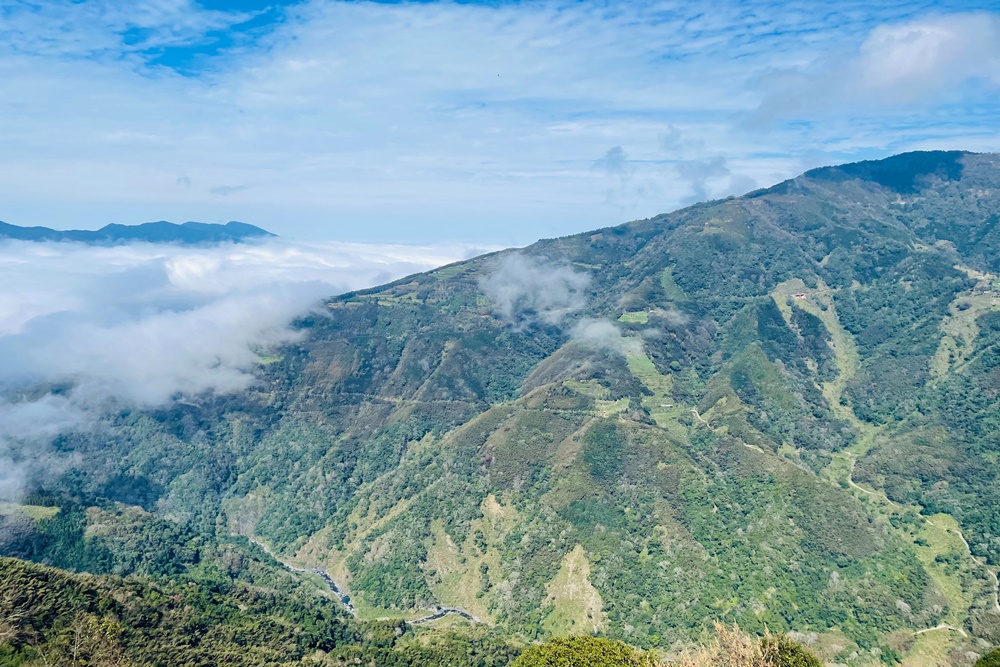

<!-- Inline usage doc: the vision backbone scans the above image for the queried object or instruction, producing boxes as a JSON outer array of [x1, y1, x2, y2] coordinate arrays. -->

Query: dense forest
[[0, 554, 856, 666], [4, 151, 1000, 666]]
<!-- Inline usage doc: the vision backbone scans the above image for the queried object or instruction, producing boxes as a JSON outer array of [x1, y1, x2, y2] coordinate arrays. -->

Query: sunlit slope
[[8, 150, 1000, 665]]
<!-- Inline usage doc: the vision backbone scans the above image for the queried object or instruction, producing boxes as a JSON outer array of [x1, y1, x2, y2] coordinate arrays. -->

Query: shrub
[[512, 636, 658, 667], [677, 625, 823, 667], [976, 647, 1000, 667], [761, 634, 823, 667]]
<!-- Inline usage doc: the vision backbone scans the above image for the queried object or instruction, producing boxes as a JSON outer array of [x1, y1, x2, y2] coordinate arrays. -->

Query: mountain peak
[[802, 149, 972, 193]]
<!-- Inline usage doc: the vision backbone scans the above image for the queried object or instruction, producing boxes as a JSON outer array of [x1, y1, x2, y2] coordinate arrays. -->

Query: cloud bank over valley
[[0, 237, 480, 499]]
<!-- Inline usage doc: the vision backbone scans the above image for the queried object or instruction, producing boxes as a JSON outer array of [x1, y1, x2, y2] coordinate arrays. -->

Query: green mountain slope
[[0, 555, 518, 666], [4, 150, 1000, 665]]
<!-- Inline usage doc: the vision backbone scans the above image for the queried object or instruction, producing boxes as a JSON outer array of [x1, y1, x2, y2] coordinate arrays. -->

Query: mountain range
[[0, 219, 274, 244], [2, 150, 1000, 667]]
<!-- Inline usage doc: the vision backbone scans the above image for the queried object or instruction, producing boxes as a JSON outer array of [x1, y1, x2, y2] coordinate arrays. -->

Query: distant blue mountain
[[0, 220, 275, 245]]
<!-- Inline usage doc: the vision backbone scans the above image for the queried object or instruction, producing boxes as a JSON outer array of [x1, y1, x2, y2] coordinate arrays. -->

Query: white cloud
[[0, 393, 86, 502], [479, 253, 590, 327], [570, 318, 625, 354], [0, 237, 477, 499], [858, 14, 1000, 98], [754, 12, 1000, 120]]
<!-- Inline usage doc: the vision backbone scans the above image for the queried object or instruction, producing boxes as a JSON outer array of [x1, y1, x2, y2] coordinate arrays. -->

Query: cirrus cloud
[[1, 2, 998, 243]]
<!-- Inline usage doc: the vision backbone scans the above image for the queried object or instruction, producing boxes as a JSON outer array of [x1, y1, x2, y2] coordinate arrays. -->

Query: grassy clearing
[[431, 264, 469, 281], [914, 514, 978, 625], [256, 355, 283, 365], [352, 597, 427, 622], [594, 398, 629, 418], [931, 287, 998, 378], [622, 336, 688, 438], [542, 545, 606, 636], [660, 267, 688, 301], [422, 520, 493, 623], [618, 311, 649, 324], [771, 279, 860, 429], [351, 291, 420, 305], [0, 502, 60, 520], [623, 338, 670, 399], [552, 420, 597, 471], [422, 494, 520, 625], [772, 281, 880, 487], [564, 379, 610, 399], [900, 627, 955, 667]]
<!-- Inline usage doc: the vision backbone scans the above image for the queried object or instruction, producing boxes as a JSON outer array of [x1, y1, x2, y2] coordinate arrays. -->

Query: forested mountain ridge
[[0, 220, 273, 245], [4, 150, 1000, 666]]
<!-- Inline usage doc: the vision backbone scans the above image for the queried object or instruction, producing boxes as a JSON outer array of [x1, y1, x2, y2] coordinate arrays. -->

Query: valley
[[3, 151, 1000, 666]]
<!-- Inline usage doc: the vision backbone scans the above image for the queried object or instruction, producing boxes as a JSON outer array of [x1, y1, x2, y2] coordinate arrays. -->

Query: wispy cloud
[[479, 253, 590, 327], [0, 0, 254, 58], [675, 156, 758, 204], [570, 318, 625, 354], [594, 147, 632, 177], [210, 184, 248, 196], [753, 12, 1000, 121]]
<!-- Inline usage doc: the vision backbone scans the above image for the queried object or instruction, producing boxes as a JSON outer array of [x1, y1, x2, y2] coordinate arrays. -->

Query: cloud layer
[[0, 237, 476, 499]]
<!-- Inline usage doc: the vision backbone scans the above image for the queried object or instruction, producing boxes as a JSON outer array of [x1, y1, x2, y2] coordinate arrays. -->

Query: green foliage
[[976, 647, 1000, 667], [511, 637, 657, 667], [0, 503, 199, 577], [7, 150, 1000, 656], [581, 420, 627, 483], [761, 634, 824, 667], [0, 556, 519, 667]]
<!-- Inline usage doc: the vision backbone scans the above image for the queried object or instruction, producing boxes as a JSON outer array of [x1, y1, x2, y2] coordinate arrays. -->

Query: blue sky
[[1, 0, 998, 245]]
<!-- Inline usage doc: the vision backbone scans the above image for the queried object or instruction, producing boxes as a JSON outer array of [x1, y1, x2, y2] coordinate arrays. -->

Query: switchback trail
[[845, 455, 900, 507], [914, 624, 968, 638], [690, 408, 764, 454], [925, 518, 1000, 615]]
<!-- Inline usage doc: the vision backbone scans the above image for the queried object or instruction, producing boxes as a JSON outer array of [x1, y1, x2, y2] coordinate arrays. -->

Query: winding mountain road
[[914, 624, 968, 637], [250, 538, 357, 616], [410, 608, 482, 625], [690, 408, 765, 454], [845, 455, 900, 507], [924, 518, 1000, 615], [249, 538, 483, 624]]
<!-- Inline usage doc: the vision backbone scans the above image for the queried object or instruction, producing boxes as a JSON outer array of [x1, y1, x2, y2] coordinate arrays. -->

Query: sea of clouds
[[0, 237, 483, 499]]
